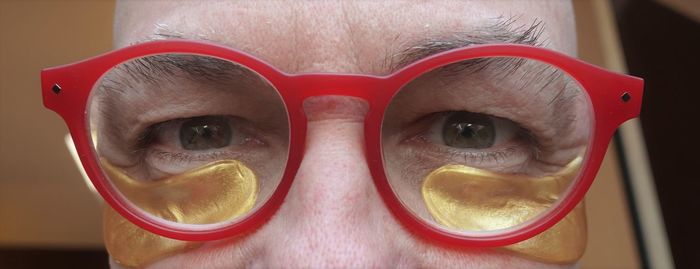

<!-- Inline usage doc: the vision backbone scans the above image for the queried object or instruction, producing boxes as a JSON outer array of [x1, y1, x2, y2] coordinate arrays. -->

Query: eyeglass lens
[[381, 56, 592, 235], [88, 54, 290, 227]]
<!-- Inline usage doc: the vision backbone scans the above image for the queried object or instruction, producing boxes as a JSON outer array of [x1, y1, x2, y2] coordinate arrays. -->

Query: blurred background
[[0, 0, 697, 268]]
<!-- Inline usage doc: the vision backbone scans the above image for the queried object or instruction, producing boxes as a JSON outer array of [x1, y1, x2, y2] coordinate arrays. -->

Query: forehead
[[114, 0, 575, 74]]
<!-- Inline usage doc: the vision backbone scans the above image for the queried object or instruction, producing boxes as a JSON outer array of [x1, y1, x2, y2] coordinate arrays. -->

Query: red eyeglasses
[[41, 40, 642, 247]]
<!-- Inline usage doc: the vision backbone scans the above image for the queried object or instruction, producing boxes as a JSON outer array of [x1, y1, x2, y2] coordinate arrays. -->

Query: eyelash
[[147, 147, 231, 163]]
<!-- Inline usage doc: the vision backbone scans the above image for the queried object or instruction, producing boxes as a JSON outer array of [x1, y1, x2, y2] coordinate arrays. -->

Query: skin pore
[[110, 1, 581, 268]]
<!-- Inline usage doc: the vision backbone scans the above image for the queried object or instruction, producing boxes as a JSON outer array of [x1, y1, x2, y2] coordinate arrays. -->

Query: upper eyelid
[[402, 60, 579, 130]]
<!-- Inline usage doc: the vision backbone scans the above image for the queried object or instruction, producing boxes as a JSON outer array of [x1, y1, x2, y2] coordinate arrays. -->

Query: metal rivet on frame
[[621, 92, 631, 102], [52, 84, 62, 94]]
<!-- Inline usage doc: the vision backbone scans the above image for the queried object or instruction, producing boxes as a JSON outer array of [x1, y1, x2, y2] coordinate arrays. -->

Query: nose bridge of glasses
[[289, 74, 390, 100], [302, 95, 370, 122]]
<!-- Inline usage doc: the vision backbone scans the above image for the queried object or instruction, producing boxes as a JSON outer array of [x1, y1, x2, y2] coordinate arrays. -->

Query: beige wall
[[0, 1, 114, 247], [0, 1, 643, 268]]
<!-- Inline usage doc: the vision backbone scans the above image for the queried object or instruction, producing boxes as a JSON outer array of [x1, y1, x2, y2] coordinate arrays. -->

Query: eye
[[179, 116, 232, 150], [436, 111, 518, 150], [145, 115, 247, 155], [132, 115, 261, 176], [442, 111, 495, 148]]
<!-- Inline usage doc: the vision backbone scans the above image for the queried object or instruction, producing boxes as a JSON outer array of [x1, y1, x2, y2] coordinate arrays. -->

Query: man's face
[[111, 1, 579, 268]]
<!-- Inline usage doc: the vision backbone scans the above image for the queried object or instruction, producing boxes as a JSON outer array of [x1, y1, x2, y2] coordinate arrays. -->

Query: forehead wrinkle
[[131, 18, 545, 77], [116, 2, 566, 76], [119, 4, 299, 64], [339, 2, 364, 74]]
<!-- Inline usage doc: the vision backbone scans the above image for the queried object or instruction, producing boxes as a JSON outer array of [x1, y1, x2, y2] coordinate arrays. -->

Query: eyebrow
[[386, 17, 575, 105], [100, 54, 256, 96], [387, 17, 547, 71]]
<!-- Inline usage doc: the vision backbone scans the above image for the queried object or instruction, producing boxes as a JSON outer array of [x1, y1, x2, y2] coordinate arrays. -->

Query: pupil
[[457, 123, 476, 139], [442, 112, 495, 149], [201, 126, 213, 138], [180, 116, 232, 150]]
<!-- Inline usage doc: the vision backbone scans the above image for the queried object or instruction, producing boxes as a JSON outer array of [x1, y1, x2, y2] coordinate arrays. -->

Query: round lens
[[381, 57, 591, 235], [87, 54, 289, 227]]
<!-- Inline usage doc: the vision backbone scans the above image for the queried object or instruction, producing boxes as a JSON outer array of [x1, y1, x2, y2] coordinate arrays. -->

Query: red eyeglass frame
[[41, 40, 643, 248]]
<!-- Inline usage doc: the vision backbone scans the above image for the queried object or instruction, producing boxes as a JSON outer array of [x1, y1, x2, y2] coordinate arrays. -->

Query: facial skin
[[110, 1, 580, 268]]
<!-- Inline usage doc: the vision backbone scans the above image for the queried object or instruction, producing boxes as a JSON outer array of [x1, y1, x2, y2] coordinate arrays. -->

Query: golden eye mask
[[101, 160, 258, 268], [422, 157, 586, 263]]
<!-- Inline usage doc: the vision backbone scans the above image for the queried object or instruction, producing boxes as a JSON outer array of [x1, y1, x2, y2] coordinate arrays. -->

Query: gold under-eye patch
[[101, 160, 258, 268], [503, 203, 586, 264], [422, 157, 586, 263]]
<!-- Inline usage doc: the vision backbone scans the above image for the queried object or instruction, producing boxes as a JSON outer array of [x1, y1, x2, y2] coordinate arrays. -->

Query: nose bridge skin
[[258, 95, 404, 267]]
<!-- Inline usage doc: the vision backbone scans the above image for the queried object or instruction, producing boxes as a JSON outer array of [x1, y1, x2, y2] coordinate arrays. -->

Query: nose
[[259, 96, 403, 267]]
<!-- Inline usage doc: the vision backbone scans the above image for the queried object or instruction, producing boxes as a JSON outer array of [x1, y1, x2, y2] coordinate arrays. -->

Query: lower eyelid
[[144, 148, 232, 177], [142, 137, 273, 178], [402, 134, 534, 172]]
